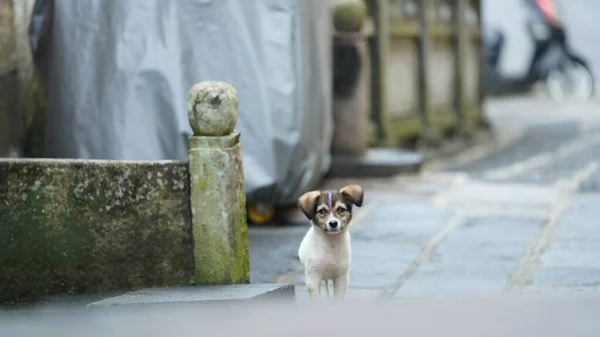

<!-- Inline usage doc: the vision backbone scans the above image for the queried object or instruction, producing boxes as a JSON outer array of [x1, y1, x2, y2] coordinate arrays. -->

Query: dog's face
[[298, 185, 364, 234]]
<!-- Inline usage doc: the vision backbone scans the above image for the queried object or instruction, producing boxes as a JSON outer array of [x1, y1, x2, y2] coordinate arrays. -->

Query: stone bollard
[[187, 81, 250, 285], [331, 0, 370, 156]]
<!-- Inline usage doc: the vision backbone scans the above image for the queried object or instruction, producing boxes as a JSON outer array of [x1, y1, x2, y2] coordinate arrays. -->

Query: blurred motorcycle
[[484, 0, 595, 102]]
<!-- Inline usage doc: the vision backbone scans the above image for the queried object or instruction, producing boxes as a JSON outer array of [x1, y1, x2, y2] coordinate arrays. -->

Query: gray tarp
[[33, 0, 333, 205]]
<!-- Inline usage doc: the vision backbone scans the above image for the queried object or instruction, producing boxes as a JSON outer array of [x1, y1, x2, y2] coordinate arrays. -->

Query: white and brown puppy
[[297, 184, 364, 301]]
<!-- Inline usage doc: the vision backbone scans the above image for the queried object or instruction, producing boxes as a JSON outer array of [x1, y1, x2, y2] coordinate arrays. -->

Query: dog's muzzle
[[324, 219, 342, 234]]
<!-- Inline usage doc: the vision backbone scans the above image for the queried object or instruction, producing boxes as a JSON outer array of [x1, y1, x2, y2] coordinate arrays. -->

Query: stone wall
[[0, 159, 194, 303]]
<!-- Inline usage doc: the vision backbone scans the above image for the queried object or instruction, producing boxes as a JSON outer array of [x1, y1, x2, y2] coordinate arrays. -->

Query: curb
[[327, 148, 423, 178], [87, 284, 296, 309]]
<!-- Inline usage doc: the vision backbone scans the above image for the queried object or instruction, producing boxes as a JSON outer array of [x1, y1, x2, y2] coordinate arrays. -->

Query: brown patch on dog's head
[[298, 191, 321, 220], [298, 185, 364, 234]]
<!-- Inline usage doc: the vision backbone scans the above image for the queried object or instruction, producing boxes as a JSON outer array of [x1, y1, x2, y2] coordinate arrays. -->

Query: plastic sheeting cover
[[34, 0, 333, 205]]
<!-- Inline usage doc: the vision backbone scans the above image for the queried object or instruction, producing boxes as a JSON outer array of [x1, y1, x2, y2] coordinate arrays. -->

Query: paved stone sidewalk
[[249, 97, 600, 302], [278, 167, 600, 302]]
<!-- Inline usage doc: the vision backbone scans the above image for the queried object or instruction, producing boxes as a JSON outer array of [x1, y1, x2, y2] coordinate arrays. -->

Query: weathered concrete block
[[0, 159, 194, 303], [187, 81, 250, 285]]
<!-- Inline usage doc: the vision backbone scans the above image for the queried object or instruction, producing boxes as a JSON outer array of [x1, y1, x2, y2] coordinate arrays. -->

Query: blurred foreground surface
[[2, 298, 600, 337]]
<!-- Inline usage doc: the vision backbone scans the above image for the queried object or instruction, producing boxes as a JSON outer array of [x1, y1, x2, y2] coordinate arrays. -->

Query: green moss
[[190, 143, 249, 285], [379, 104, 487, 145], [389, 20, 420, 38], [196, 177, 210, 193], [386, 114, 424, 141], [0, 160, 193, 303], [233, 160, 250, 284], [0, 164, 93, 301], [462, 103, 484, 135], [332, 0, 367, 33], [368, 123, 378, 146], [429, 109, 457, 130]]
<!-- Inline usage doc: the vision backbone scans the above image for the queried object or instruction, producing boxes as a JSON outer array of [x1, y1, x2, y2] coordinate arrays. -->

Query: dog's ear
[[339, 184, 364, 207], [298, 191, 321, 220]]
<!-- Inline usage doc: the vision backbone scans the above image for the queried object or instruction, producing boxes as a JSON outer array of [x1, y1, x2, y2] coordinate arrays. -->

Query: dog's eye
[[318, 208, 327, 215], [337, 208, 346, 214]]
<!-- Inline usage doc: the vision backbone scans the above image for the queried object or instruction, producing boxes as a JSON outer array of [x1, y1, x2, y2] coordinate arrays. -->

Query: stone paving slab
[[248, 222, 308, 283], [441, 181, 562, 218], [396, 260, 514, 297], [445, 120, 581, 174], [540, 240, 600, 269], [553, 194, 600, 241], [349, 257, 414, 289], [530, 267, 600, 288], [352, 202, 450, 244], [435, 217, 544, 262], [349, 202, 447, 289], [514, 147, 600, 185], [394, 216, 545, 297], [580, 166, 600, 192], [349, 240, 421, 259], [525, 194, 600, 290]]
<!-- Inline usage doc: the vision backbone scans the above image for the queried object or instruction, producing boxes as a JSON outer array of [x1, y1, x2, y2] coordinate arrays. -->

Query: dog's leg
[[333, 274, 349, 300], [325, 280, 331, 300], [305, 273, 321, 301]]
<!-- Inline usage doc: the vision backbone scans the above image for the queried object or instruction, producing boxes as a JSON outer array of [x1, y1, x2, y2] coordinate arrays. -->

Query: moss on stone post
[[332, 0, 367, 33], [187, 81, 250, 285]]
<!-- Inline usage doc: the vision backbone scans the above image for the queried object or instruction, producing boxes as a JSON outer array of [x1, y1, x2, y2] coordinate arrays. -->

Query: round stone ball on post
[[187, 81, 250, 285], [332, 0, 367, 33], [188, 81, 239, 136]]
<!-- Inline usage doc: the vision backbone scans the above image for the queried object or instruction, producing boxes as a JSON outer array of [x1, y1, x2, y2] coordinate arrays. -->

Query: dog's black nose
[[328, 220, 338, 228]]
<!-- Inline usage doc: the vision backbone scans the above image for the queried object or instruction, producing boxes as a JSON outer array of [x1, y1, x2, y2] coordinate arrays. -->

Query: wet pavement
[[249, 95, 600, 301]]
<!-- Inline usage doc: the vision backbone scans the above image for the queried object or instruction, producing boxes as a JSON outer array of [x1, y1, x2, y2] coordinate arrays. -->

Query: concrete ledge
[[0, 158, 194, 303], [87, 284, 295, 308], [328, 148, 423, 178]]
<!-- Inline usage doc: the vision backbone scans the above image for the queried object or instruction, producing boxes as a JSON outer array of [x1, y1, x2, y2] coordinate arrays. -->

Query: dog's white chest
[[298, 227, 351, 279]]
